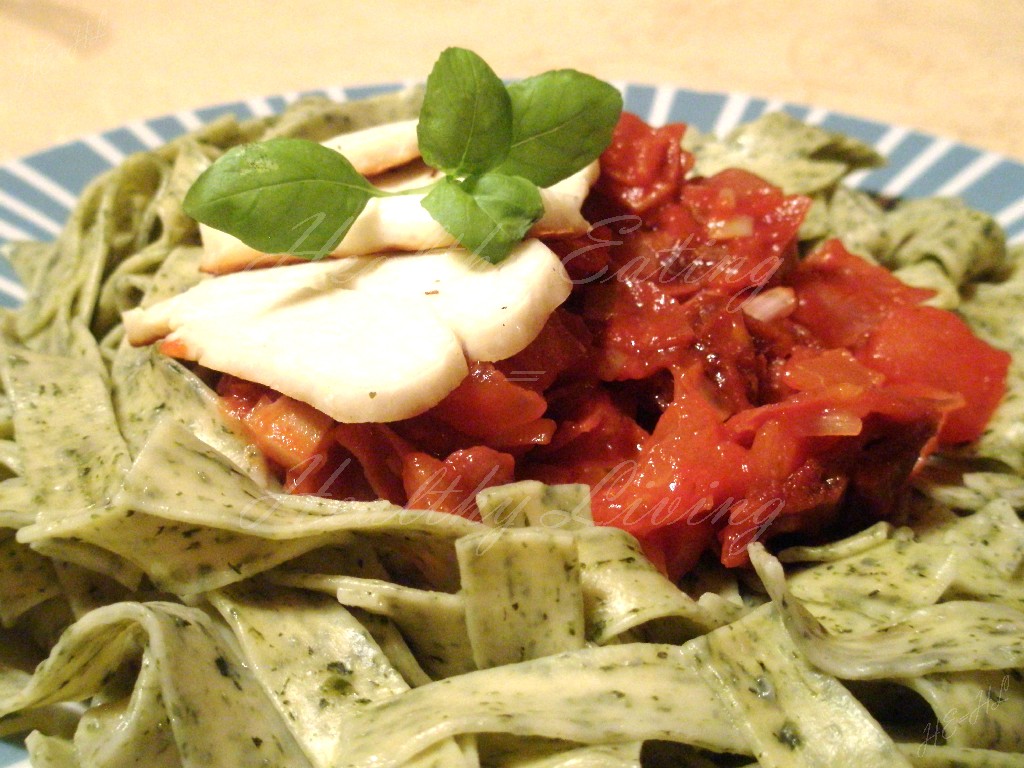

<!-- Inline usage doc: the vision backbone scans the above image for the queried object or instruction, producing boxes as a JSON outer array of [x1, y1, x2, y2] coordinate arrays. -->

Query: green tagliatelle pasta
[[0, 90, 1021, 768]]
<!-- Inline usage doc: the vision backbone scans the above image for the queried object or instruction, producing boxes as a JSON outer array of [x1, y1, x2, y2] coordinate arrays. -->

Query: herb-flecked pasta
[[0, 89, 1021, 768]]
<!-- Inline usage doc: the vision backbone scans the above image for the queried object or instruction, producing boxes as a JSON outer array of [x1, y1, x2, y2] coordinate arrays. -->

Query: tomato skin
[[858, 305, 1011, 444]]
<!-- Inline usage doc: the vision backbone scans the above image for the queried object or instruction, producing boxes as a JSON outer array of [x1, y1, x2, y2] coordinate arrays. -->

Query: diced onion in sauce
[[741, 286, 796, 322]]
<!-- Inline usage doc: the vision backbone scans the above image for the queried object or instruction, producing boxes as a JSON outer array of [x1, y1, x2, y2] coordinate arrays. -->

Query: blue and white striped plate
[[1, 82, 1023, 766], [1, 82, 1023, 313]]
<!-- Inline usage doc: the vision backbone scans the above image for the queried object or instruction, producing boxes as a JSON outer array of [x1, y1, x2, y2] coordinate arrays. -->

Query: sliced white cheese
[[125, 263, 466, 424], [350, 240, 571, 362], [321, 119, 421, 176], [198, 162, 600, 274], [123, 240, 571, 422], [372, 159, 443, 193]]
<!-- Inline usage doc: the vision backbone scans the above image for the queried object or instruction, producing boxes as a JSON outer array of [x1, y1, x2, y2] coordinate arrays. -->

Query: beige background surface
[[2, 0, 1023, 163]]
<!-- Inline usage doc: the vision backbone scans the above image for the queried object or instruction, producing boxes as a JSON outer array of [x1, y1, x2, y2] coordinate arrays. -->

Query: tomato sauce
[[216, 113, 1011, 580]]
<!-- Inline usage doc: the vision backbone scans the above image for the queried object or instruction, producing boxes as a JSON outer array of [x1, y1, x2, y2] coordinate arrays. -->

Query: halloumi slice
[[198, 161, 600, 274], [123, 240, 571, 423], [321, 118, 421, 177], [350, 239, 572, 362], [372, 159, 444, 193]]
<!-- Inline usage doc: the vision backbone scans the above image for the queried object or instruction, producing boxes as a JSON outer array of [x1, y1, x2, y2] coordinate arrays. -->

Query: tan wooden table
[[2, 0, 1022, 162]]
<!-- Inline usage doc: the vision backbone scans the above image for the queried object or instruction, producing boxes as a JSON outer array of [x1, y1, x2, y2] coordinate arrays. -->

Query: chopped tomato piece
[[333, 423, 408, 504], [845, 409, 940, 514], [679, 169, 809, 295], [284, 443, 377, 501], [403, 447, 516, 520], [720, 459, 846, 567], [858, 305, 1011, 444], [691, 298, 761, 412], [158, 337, 191, 359], [588, 279, 697, 380], [429, 363, 555, 450], [495, 309, 592, 393], [596, 113, 691, 214], [548, 224, 615, 283], [217, 375, 269, 421], [591, 366, 750, 538], [790, 239, 935, 348], [639, 519, 716, 582], [524, 386, 647, 486], [243, 394, 334, 469]]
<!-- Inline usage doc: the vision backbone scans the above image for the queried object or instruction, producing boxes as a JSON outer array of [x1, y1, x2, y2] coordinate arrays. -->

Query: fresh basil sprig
[[497, 69, 625, 188], [422, 173, 544, 265], [418, 47, 513, 177], [183, 47, 623, 264], [184, 138, 382, 257]]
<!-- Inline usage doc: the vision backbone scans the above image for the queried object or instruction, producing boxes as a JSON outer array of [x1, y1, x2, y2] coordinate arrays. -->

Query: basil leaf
[[418, 47, 513, 177], [495, 70, 623, 187], [422, 173, 544, 264], [183, 138, 377, 258]]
